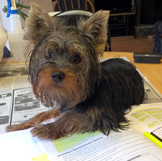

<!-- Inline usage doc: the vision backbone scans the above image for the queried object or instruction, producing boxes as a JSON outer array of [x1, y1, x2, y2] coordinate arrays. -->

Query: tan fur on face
[[33, 67, 83, 108]]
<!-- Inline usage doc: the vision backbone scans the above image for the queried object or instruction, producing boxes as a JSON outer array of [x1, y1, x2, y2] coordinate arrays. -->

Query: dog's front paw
[[31, 124, 65, 140], [31, 125, 53, 139], [6, 122, 35, 132], [6, 124, 24, 132]]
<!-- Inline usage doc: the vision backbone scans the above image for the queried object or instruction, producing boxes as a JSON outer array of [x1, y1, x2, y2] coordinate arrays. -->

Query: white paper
[[0, 128, 42, 161]]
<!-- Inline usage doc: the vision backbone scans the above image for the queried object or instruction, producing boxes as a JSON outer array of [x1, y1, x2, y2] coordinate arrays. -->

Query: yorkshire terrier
[[7, 3, 144, 139]]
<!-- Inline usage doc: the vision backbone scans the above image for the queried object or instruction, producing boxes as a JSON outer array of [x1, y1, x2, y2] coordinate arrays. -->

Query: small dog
[[7, 3, 144, 139]]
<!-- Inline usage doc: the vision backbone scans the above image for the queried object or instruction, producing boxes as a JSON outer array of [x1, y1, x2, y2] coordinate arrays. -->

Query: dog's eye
[[73, 55, 81, 64], [45, 50, 52, 60]]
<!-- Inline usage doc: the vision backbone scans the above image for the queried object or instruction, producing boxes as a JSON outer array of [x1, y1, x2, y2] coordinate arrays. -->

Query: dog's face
[[24, 3, 109, 108]]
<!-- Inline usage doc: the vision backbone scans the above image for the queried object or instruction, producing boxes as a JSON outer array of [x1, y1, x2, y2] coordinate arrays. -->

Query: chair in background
[[53, 0, 95, 13]]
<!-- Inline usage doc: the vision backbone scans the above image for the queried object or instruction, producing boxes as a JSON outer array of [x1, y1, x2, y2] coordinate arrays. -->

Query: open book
[[31, 102, 162, 161], [126, 102, 162, 148]]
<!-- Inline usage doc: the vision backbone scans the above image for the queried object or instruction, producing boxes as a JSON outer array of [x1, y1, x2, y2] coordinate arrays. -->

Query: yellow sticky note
[[144, 131, 162, 148], [32, 153, 50, 161]]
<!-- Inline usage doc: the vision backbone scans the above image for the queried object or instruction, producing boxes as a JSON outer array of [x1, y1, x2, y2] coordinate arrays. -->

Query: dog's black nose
[[51, 72, 65, 83]]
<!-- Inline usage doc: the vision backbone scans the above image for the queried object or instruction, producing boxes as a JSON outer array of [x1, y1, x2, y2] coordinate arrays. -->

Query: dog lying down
[[7, 3, 145, 140]]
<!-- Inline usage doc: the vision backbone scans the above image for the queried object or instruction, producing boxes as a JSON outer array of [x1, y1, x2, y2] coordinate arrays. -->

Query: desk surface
[[102, 52, 162, 94], [1, 52, 162, 94]]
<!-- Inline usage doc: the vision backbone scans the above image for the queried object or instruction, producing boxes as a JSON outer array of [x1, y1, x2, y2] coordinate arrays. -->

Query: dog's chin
[[53, 83, 62, 89], [33, 80, 84, 109], [32, 67, 84, 108], [36, 87, 83, 109], [41, 98, 60, 109]]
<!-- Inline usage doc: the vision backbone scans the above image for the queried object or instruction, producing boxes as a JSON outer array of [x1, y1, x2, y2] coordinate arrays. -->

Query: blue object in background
[[152, 21, 162, 54], [3, 47, 11, 58]]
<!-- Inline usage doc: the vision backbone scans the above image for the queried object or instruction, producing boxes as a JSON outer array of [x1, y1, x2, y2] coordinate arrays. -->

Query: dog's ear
[[24, 3, 53, 42], [77, 10, 110, 56]]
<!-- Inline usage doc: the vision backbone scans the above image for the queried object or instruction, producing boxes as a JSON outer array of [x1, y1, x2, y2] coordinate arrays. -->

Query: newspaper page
[[0, 59, 162, 135], [0, 92, 12, 134], [143, 76, 162, 103], [0, 64, 49, 134], [11, 87, 48, 125]]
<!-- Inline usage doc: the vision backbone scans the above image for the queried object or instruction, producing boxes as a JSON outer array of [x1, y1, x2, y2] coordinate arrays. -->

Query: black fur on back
[[75, 58, 145, 134]]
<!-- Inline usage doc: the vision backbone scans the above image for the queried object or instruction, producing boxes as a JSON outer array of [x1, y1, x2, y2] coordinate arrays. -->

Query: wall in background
[[21, 0, 53, 13], [19, 0, 53, 26], [0, 0, 53, 30], [140, 0, 162, 24]]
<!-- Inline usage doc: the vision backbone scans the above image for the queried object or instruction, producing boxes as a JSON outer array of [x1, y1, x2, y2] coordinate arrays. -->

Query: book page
[[126, 103, 162, 140], [36, 129, 162, 161]]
